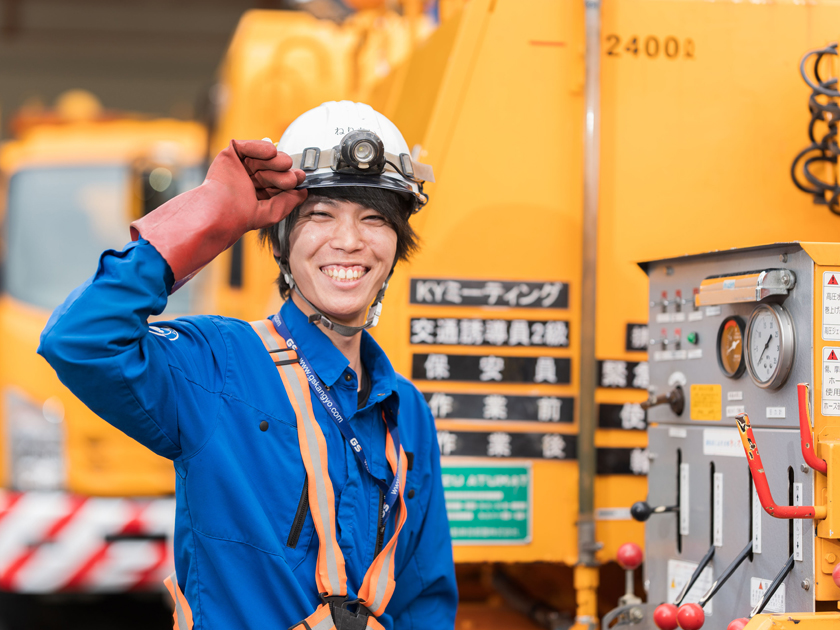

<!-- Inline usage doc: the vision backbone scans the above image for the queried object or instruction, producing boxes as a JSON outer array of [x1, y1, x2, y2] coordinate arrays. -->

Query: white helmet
[[275, 100, 433, 211], [271, 101, 433, 337]]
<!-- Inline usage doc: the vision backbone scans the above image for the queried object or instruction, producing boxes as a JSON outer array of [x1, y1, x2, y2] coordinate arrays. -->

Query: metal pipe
[[578, 0, 602, 568]]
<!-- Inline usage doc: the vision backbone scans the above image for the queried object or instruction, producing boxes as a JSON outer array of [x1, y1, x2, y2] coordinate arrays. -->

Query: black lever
[[675, 544, 716, 607], [631, 501, 678, 522], [750, 553, 794, 617], [641, 385, 685, 416]]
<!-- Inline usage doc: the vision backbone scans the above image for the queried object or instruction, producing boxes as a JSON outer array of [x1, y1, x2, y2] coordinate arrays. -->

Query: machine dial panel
[[716, 316, 746, 378], [745, 303, 795, 389]]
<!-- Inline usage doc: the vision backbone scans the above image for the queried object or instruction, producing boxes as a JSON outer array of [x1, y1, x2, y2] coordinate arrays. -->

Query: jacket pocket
[[287, 473, 309, 549]]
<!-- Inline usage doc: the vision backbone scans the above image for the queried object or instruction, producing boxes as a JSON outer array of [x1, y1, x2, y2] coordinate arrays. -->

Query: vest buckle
[[321, 595, 371, 630]]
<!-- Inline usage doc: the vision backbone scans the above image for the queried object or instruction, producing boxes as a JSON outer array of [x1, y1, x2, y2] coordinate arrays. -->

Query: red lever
[[654, 603, 678, 630], [726, 619, 749, 630], [735, 413, 826, 520], [617, 542, 643, 571], [798, 383, 827, 474], [676, 603, 704, 630], [833, 563, 840, 588]]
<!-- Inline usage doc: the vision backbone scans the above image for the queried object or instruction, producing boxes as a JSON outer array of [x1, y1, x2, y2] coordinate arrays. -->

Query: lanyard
[[272, 313, 402, 519]]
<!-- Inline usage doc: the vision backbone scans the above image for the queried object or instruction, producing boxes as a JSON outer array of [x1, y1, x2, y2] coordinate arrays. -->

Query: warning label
[[690, 384, 722, 421], [750, 578, 785, 614], [667, 560, 713, 614], [822, 347, 840, 416], [823, 272, 840, 340]]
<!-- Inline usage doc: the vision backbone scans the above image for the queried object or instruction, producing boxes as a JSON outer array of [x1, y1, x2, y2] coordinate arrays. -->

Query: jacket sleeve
[[37, 239, 226, 461], [391, 403, 458, 630]]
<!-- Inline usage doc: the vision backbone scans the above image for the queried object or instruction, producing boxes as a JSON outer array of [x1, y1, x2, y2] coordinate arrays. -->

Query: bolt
[[801, 464, 810, 474], [801, 579, 811, 591], [780, 254, 788, 263], [827, 553, 837, 564], [629, 607, 644, 623], [666, 266, 675, 276]]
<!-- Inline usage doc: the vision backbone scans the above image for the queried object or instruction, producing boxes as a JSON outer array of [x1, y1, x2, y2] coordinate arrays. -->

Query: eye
[[363, 213, 387, 224]]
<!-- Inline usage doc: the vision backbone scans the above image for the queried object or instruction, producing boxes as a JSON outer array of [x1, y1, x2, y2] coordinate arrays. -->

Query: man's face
[[284, 196, 398, 327]]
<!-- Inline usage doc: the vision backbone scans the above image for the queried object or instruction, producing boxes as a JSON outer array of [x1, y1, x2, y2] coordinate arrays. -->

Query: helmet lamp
[[338, 130, 385, 174]]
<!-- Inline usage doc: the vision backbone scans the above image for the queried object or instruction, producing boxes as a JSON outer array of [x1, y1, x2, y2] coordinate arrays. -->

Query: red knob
[[676, 603, 705, 630], [833, 563, 840, 588], [653, 603, 679, 630], [617, 542, 643, 571], [726, 619, 749, 630]]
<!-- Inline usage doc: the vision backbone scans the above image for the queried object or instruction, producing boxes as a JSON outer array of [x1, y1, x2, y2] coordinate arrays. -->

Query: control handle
[[631, 501, 678, 522], [735, 412, 826, 519], [641, 385, 685, 416], [798, 383, 827, 474], [673, 540, 753, 630]]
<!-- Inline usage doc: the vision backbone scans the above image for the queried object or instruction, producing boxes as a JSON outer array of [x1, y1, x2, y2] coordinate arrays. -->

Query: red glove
[[130, 139, 307, 291]]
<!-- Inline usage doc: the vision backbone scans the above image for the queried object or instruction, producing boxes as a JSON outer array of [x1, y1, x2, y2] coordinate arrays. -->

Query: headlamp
[[336, 130, 385, 174]]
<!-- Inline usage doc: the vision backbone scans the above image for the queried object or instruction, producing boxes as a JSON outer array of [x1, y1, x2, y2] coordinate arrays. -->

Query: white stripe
[[0, 492, 70, 574], [16, 498, 131, 592], [87, 540, 167, 592]]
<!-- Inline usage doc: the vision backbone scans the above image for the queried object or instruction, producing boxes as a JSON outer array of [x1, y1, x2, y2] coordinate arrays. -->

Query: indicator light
[[687, 332, 698, 345]]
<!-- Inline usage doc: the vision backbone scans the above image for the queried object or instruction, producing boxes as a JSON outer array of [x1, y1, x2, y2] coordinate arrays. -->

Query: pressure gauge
[[745, 303, 795, 390], [716, 316, 746, 378]]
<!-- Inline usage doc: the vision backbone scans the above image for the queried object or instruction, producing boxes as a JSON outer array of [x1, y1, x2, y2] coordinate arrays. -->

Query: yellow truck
[[0, 96, 205, 593]]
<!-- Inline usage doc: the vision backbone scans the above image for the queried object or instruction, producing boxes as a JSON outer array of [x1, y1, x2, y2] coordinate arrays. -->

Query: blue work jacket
[[38, 240, 458, 630]]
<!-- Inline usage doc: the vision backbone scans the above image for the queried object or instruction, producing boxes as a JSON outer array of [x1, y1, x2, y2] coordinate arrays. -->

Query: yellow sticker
[[690, 384, 722, 421]]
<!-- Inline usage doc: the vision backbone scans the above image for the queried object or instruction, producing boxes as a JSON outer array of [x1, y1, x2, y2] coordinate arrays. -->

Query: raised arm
[[38, 140, 307, 460]]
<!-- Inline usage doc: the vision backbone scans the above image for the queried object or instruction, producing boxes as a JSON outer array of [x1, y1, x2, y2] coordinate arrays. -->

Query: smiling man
[[38, 102, 457, 630]]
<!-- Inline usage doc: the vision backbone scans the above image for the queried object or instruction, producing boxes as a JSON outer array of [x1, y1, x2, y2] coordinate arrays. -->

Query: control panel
[[603, 243, 840, 630]]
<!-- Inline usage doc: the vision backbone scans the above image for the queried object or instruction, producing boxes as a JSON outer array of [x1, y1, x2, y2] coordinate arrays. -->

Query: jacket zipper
[[287, 473, 309, 549], [374, 488, 386, 557]]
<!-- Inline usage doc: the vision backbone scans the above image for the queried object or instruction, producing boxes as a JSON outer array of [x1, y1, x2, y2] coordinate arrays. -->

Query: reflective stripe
[[359, 434, 408, 616], [251, 320, 346, 596], [309, 605, 337, 630], [164, 571, 193, 630], [252, 320, 282, 351], [280, 361, 345, 596]]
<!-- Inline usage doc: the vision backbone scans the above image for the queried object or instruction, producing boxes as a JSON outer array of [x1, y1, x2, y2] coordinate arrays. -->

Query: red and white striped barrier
[[0, 491, 175, 593]]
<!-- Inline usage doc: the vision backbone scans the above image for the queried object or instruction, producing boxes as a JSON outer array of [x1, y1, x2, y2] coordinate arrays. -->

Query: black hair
[[258, 186, 419, 299]]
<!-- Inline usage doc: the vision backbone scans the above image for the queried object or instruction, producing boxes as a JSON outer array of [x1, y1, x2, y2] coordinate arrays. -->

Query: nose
[[329, 215, 365, 253]]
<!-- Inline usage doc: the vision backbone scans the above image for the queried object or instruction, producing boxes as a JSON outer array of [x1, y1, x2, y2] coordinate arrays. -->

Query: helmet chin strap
[[277, 258, 393, 337]]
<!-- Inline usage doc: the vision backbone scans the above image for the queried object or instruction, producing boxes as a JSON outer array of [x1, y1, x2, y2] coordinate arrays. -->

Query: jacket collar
[[279, 300, 399, 412]]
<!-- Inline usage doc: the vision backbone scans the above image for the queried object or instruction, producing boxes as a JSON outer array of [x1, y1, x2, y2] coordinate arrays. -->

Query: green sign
[[441, 463, 532, 544]]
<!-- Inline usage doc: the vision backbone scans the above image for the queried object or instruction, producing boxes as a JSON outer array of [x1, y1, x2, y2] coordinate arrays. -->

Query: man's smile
[[320, 264, 369, 282]]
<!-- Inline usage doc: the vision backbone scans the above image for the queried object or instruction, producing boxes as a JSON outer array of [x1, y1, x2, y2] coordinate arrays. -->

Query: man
[[39, 101, 457, 630]]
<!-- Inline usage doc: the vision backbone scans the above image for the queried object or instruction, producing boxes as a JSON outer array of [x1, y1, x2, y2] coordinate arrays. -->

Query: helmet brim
[[297, 173, 424, 208]]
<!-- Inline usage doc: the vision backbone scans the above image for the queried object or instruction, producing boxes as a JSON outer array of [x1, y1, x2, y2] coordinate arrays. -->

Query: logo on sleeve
[[149, 326, 180, 341]]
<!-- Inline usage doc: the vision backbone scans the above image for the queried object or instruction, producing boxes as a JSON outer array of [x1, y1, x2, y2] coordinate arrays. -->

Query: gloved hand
[[130, 139, 307, 291]]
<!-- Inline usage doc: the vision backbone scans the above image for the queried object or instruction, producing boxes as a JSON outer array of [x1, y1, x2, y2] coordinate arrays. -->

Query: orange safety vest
[[165, 318, 408, 630]]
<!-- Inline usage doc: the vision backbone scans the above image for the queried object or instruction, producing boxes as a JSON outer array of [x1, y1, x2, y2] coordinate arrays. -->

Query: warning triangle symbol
[[758, 583, 764, 590], [830, 275, 839, 286], [830, 350, 838, 361]]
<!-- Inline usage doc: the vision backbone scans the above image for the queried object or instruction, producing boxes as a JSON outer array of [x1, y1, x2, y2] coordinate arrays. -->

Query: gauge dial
[[745, 304, 795, 390], [716, 316, 746, 378]]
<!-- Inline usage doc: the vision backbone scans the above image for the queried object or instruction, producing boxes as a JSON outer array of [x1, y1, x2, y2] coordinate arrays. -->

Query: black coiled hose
[[791, 43, 840, 215]]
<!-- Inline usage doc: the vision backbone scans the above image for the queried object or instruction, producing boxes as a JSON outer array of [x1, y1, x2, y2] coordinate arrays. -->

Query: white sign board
[[750, 578, 785, 614], [822, 347, 840, 416], [823, 271, 840, 341]]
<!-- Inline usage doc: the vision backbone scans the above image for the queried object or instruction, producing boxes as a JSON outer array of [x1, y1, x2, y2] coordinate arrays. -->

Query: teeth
[[322, 266, 367, 281]]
